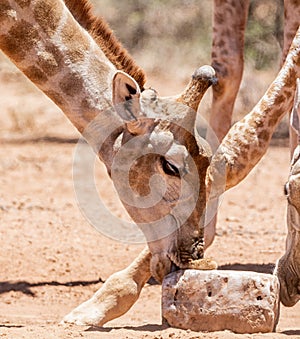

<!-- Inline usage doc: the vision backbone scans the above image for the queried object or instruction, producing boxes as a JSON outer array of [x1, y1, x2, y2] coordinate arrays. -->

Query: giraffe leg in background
[[208, 0, 250, 144], [282, 0, 300, 156], [205, 0, 250, 249]]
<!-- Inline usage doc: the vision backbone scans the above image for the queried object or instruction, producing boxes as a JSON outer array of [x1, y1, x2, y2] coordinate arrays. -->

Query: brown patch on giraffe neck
[[0, 1, 12, 25], [34, 0, 62, 36], [1, 19, 39, 63], [37, 43, 63, 77], [59, 71, 84, 97], [23, 65, 48, 84], [44, 90, 66, 107], [258, 130, 270, 143], [80, 99, 99, 122], [285, 68, 297, 87]]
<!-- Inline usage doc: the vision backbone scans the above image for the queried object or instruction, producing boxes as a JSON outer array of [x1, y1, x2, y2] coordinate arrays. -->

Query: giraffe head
[[276, 79, 300, 307], [108, 66, 218, 282], [0, 0, 219, 284]]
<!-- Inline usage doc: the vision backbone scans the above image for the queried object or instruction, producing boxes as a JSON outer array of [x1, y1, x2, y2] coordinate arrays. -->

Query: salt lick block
[[162, 269, 280, 334]]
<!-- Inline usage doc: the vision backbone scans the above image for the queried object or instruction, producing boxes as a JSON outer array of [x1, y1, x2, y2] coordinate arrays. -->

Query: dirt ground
[[1, 58, 300, 338], [2, 134, 300, 339]]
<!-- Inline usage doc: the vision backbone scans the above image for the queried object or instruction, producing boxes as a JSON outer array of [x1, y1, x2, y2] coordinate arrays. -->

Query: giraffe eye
[[162, 158, 180, 177]]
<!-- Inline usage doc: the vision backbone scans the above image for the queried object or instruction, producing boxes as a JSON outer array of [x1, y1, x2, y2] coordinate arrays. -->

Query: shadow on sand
[[218, 262, 275, 274], [0, 278, 104, 296], [86, 322, 169, 333]]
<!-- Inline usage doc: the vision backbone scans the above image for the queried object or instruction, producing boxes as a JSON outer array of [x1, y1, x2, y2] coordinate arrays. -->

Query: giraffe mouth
[[150, 251, 217, 284], [168, 252, 217, 272]]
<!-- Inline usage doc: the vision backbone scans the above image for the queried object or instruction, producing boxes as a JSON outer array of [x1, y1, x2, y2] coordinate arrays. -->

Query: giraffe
[[275, 79, 300, 307], [1, 0, 300, 327], [0, 0, 220, 282], [0, 0, 217, 317], [65, 23, 300, 326], [209, 0, 300, 147]]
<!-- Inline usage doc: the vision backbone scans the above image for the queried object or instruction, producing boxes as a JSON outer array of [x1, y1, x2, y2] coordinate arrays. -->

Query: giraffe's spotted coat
[[59, 71, 84, 97], [62, 16, 90, 63], [23, 65, 48, 84], [209, 0, 300, 144], [1, 19, 39, 62], [36, 44, 63, 77], [34, 0, 62, 36]]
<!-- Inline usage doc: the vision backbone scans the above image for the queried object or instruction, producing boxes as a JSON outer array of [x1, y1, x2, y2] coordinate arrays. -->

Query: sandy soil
[[1, 137, 300, 339]]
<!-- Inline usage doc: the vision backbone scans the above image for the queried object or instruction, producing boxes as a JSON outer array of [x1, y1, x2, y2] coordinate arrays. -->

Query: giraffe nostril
[[284, 182, 289, 196]]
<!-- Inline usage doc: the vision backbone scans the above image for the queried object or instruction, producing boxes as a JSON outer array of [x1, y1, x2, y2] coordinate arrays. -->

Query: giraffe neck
[[0, 0, 123, 150], [209, 27, 300, 193], [64, 0, 146, 89], [0, 0, 126, 169]]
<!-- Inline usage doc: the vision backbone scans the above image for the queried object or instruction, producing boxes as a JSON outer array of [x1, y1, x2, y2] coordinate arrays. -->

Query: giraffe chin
[[150, 253, 218, 284], [150, 253, 174, 284]]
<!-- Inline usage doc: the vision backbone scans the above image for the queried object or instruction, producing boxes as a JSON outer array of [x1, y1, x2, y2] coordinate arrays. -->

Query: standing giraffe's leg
[[208, 0, 250, 143], [282, 0, 300, 64], [282, 0, 300, 156], [205, 0, 250, 248]]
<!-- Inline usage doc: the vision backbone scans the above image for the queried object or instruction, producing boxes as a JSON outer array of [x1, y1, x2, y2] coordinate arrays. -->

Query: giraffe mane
[[64, 0, 146, 90]]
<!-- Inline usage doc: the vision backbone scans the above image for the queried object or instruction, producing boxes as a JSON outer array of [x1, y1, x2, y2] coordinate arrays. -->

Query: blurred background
[[0, 0, 287, 141], [94, 0, 283, 76]]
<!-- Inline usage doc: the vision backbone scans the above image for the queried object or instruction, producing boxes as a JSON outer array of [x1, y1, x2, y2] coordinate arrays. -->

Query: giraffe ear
[[112, 71, 141, 121], [291, 79, 300, 137]]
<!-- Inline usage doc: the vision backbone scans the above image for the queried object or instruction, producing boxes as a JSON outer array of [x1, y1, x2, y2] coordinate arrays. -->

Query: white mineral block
[[162, 269, 280, 334]]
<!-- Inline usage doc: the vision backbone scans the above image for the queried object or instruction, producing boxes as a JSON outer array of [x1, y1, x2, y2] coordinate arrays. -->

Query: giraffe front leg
[[62, 247, 151, 326]]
